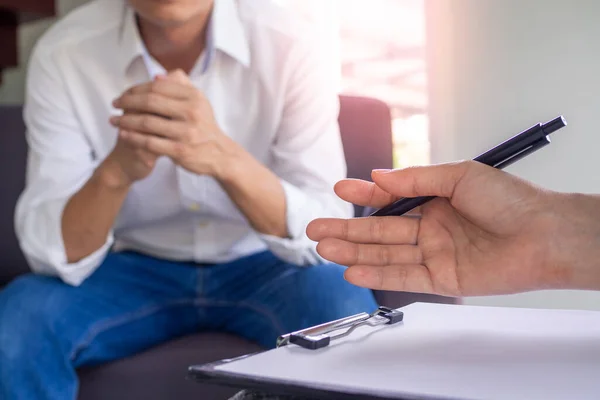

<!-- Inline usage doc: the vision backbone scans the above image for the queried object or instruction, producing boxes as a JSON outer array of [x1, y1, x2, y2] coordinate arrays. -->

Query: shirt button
[[198, 221, 210, 228], [189, 202, 201, 211]]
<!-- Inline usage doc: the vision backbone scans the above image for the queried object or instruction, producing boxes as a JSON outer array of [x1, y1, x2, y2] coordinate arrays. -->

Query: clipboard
[[189, 306, 411, 400], [188, 302, 600, 400], [189, 356, 427, 400]]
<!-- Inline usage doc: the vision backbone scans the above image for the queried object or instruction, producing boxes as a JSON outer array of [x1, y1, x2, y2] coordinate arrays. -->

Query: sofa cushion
[[77, 332, 263, 400], [0, 105, 30, 286]]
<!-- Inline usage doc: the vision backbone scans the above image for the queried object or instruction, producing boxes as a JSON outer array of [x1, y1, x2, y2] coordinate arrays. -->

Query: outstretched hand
[[307, 161, 577, 296]]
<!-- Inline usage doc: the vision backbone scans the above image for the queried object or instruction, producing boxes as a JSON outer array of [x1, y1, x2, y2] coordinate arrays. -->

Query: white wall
[[425, 0, 600, 310], [0, 0, 88, 104]]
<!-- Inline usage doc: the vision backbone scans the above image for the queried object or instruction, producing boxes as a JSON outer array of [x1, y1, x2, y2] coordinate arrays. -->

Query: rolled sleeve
[[259, 178, 352, 266], [14, 43, 112, 285], [258, 180, 321, 265], [279, 179, 311, 240], [18, 194, 113, 286]]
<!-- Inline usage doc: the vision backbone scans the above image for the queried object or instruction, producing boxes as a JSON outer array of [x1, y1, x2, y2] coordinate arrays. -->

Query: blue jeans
[[0, 250, 377, 400]]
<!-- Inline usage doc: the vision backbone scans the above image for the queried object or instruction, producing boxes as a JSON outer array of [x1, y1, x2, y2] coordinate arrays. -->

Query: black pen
[[370, 116, 567, 217]]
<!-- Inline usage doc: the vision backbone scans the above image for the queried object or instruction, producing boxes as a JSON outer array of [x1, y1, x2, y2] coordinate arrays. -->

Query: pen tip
[[557, 115, 567, 127], [542, 116, 567, 134]]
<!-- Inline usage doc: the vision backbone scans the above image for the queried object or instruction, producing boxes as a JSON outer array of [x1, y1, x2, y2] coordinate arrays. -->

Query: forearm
[[217, 151, 288, 238], [547, 192, 600, 291], [61, 157, 130, 263]]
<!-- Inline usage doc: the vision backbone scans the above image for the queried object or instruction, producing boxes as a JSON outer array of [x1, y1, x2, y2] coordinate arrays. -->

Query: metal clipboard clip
[[276, 306, 404, 350]]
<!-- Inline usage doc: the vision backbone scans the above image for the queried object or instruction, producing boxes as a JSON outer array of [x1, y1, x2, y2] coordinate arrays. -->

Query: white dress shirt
[[15, 0, 353, 286]]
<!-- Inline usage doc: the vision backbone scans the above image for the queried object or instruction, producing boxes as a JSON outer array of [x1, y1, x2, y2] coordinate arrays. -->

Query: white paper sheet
[[216, 302, 600, 399]]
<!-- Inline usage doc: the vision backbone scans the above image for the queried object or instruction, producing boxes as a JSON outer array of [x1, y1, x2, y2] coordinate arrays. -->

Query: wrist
[[94, 156, 133, 191], [212, 139, 248, 185], [546, 192, 600, 290]]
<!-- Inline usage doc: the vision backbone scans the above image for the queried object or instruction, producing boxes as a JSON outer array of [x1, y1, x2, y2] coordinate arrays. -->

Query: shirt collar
[[119, 0, 250, 77], [119, 4, 145, 75], [209, 0, 250, 68]]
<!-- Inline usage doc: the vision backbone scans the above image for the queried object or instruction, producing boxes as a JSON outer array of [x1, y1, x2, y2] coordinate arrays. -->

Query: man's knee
[[0, 275, 68, 363]]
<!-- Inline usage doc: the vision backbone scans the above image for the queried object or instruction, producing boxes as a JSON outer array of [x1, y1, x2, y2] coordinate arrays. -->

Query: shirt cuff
[[54, 239, 113, 286], [20, 197, 113, 286], [257, 179, 325, 266]]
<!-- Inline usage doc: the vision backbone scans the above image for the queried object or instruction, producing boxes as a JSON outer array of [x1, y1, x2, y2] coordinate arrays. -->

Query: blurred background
[[1, 0, 600, 310]]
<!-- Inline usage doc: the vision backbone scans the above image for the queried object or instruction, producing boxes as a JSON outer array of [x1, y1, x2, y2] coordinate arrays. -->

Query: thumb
[[157, 69, 190, 84], [372, 161, 476, 199]]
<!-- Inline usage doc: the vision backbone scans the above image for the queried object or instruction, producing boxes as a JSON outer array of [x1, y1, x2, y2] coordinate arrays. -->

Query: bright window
[[338, 0, 429, 168]]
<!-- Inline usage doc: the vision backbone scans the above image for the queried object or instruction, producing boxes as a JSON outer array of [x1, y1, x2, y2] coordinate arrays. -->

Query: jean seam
[[193, 298, 287, 336], [69, 299, 196, 362]]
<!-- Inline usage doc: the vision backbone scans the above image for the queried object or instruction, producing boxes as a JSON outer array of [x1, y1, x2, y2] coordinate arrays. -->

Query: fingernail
[[109, 116, 119, 125], [112, 98, 119, 107], [372, 169, 392, 174]]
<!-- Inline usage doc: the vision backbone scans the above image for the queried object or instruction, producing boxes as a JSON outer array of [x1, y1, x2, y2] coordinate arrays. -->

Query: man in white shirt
[[0, 1, 377, 398]]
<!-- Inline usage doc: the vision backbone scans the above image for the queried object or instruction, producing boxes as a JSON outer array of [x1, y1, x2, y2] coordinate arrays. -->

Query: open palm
[[307, 162, 565, 297]]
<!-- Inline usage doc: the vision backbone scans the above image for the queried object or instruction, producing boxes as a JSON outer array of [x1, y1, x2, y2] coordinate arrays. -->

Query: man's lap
[[0, 252, 202, 368], [0, 250, 377, 367], [201, 251, 377, 346]]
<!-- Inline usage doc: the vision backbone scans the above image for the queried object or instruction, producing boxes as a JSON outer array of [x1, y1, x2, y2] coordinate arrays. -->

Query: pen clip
[[493, 136, 551, 170]]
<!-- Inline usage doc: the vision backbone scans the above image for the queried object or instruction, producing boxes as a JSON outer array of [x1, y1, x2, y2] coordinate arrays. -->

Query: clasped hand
[[110, 69, 238, 180]]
